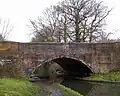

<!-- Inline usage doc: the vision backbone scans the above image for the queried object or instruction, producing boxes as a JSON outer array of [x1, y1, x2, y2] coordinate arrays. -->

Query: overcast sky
[[0, 0, 119, 42]]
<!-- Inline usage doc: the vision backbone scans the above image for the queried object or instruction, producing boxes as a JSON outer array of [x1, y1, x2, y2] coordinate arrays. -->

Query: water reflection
[[62, 80, 120, 96]]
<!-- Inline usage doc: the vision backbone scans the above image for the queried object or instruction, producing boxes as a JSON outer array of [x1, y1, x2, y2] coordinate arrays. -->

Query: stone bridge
[[0, 41, 120, 77]]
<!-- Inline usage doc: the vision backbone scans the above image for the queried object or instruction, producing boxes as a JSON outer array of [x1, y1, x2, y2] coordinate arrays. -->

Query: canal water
[[33, 77, 120, 96], [62, 79, 120, 96]]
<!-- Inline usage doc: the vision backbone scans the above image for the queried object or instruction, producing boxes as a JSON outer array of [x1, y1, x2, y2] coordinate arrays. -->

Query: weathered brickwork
[[0, 41, 120, 75]]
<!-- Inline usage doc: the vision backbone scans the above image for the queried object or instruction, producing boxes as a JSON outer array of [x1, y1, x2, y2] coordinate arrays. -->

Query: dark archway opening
[[29, 57, 93, 82], [53, 57, 93, 78]]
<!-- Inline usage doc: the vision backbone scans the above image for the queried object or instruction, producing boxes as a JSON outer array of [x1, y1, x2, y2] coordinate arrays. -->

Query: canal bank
[[62, 78, 120, 96], [83, 71, 120, 81], [0, 78, 38, 96], [0, 78, 84, 96], [59, 71, 120, 96], [34, 80, 83, 96]]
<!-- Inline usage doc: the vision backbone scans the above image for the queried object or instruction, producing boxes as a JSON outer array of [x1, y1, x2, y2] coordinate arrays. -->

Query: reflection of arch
[[32, 56, 93, 77]]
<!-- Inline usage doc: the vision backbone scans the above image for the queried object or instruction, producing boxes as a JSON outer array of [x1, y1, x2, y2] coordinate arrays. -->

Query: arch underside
[[31, 57, 93, 78], [51, 57, 93, 77]]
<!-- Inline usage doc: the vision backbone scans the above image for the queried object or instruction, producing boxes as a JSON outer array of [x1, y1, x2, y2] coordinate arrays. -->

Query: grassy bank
[[85, 72, 120, 81], [58, 84, 83, 96], [0, 78, 38, 96], [0, 78, 84, 96]]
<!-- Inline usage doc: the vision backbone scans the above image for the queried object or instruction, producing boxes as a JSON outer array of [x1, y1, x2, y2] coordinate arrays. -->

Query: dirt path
[[35, 81, 63, 96]]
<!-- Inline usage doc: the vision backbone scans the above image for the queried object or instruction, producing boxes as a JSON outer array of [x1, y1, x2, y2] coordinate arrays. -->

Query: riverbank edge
[[0, 78, 84, 96], [58, 84, 83, 96], [76, 78, 120, 84], [76, 71, 120, 84]]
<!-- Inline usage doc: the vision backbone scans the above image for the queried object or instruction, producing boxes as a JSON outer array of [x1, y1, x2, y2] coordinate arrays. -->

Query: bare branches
[[61, 0, 111, 42], [0, 19, 13, 41], [29, 0, 111, 43]]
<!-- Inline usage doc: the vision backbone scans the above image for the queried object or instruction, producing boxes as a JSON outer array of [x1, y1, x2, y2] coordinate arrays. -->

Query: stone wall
[[0, 41, 120, 77], [18, 42, 120, 73]]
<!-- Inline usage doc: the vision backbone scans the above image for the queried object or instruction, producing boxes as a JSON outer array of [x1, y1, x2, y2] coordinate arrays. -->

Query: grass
[[0, 78, 84, 96], [85, 71, 120, 81], [58, 84, 83, 96], [0, 78, 39, 96]]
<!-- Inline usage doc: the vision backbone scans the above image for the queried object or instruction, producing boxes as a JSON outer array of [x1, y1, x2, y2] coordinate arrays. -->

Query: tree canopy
[[30, 0, 111, 43]]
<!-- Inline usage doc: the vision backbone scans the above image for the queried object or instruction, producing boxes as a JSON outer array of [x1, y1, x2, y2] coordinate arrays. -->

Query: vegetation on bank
[[58, 84, 83, 96], [0, 78, 39, 96], [0, 78, 84, 96], [85, 72, 120, 81]]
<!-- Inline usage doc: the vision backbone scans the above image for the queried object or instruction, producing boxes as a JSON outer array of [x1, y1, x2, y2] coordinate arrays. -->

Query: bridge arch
[[32, 56, 93, 77]]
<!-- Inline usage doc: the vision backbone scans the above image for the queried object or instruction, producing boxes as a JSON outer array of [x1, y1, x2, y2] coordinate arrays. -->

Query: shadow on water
[[61, 79, 120, 96]]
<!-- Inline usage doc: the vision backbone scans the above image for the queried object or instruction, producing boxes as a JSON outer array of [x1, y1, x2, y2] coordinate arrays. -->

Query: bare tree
[[30, 6, 63, 42], [30, 4, 73, 43], [30, 0, 111, 43], [95, 31, 112, 42], [0, 19, 13, 41], [59, 0, 111, 42]]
